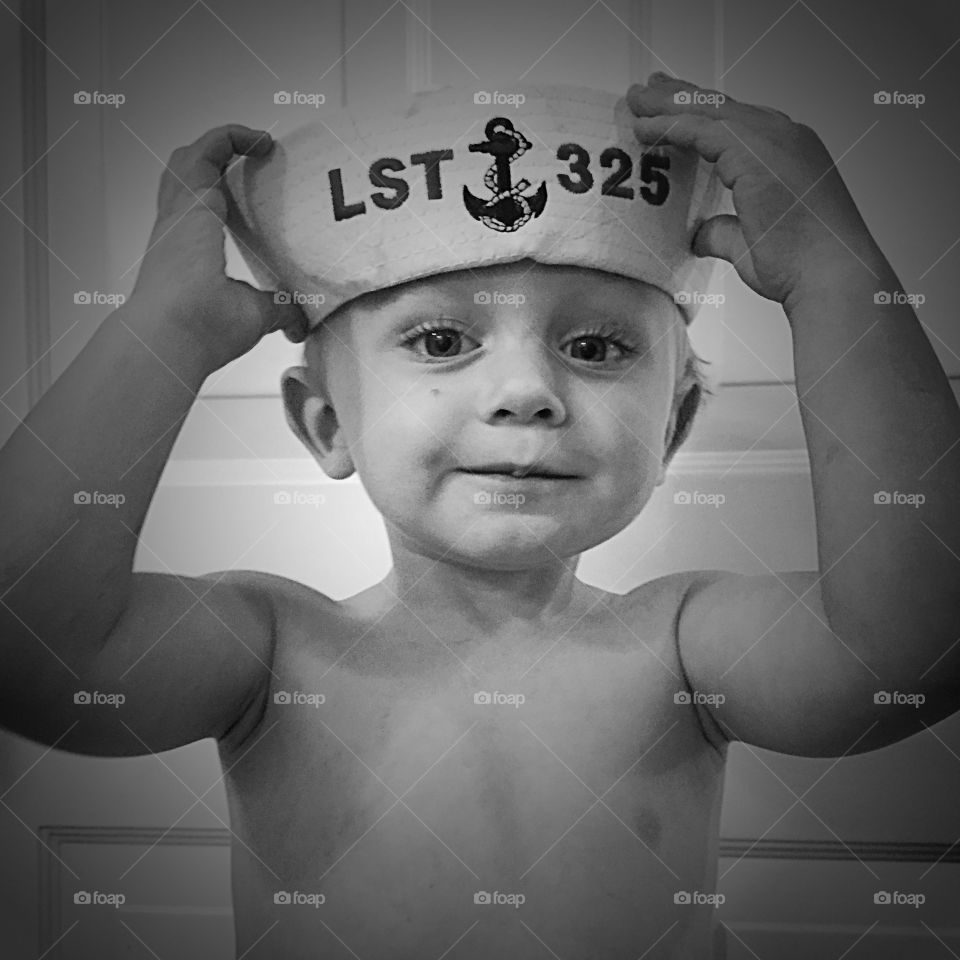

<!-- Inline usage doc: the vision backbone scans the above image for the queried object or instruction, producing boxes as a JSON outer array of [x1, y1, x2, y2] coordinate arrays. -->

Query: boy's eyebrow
[[372, 285, 458, 315]]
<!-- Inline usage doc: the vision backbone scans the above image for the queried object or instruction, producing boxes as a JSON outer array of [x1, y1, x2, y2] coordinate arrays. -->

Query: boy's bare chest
[[222, 587, 726, 957]]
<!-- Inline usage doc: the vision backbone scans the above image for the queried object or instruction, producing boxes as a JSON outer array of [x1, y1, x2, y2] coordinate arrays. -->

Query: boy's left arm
[[628, 74, 960, 756]]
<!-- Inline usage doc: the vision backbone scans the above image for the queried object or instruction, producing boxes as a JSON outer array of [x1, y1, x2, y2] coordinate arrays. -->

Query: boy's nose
[[478, 347, 567, 425]]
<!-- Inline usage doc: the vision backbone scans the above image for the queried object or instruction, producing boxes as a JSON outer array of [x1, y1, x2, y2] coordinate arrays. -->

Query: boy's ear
[[280, 367, 355, 479]]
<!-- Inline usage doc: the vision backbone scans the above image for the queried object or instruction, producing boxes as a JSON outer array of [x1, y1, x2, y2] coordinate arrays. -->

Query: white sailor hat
[[224, 81, 727, 330]]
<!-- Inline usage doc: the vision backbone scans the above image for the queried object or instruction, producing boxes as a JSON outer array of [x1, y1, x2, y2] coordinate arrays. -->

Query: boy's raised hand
[[129, 124, 310, 370], [627, 73, 884, 306]]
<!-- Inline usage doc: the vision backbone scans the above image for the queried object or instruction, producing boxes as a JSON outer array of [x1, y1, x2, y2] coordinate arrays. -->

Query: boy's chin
[[429, 515, 613, 568]]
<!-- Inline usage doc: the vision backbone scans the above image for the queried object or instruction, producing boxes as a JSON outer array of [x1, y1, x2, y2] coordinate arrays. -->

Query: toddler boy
[[2, 77, 959, 959]]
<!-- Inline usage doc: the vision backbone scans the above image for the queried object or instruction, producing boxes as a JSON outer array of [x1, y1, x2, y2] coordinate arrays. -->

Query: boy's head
[[225, 81, 724, 565], [279, 258, 710, 567]]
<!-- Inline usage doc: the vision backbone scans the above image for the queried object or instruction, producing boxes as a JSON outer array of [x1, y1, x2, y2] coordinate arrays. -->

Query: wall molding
[[42, 825, 958, 863], [38, 826, 960, 948], [38, 825, 231, 953], [718, 837, 960, 862]]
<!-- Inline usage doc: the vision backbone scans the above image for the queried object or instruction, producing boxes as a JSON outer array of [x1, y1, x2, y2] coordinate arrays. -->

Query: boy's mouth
[[459, 462, 579, 480]]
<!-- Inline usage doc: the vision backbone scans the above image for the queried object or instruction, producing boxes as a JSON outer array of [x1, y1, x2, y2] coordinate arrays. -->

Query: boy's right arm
[[0, 124, 310, 756]]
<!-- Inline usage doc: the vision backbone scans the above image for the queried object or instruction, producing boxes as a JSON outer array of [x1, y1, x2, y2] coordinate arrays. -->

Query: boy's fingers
[[634, 112, 780, 195], [627, 77, 790, 128], [158, 124, 273, 218], [259, 292, 312, 342], [627, 78, 731, 118], [633, 113, 729, 166]]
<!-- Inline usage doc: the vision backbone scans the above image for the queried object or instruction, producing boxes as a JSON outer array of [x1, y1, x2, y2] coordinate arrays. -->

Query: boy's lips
[[457, 462, 580, 480]]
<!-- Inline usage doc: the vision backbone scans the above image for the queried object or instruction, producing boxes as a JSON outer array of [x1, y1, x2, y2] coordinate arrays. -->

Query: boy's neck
[[374, 544, 593, 641]]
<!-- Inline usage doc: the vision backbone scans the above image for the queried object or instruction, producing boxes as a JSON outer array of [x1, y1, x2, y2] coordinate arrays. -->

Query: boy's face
[[285, 260, 686, 569]]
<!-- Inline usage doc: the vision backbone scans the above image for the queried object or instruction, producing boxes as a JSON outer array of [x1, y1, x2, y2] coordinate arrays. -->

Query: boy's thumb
[[692, 214, 759, 291], [257, 289, 311, 343]]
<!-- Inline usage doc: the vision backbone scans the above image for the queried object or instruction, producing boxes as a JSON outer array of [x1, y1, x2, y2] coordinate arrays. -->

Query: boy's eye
[[399, 321, 637, 363], [401, 325, 479, 359], [564, 335, 628, 363]]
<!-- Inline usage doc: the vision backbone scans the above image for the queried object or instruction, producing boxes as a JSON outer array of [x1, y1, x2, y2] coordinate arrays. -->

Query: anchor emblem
[[462, 117, 547, 232]]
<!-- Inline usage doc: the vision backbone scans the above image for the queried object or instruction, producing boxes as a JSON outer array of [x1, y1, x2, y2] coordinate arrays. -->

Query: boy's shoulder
[[222, 567, 344, 626], [612, 568, 709, 625]]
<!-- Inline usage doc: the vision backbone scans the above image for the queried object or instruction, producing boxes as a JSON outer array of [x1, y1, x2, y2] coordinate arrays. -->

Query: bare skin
[[218, 571, 726, 960]]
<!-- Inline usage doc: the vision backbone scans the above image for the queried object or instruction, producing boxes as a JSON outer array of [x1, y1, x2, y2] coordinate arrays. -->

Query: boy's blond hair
[[666, 327, 711, 468]]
